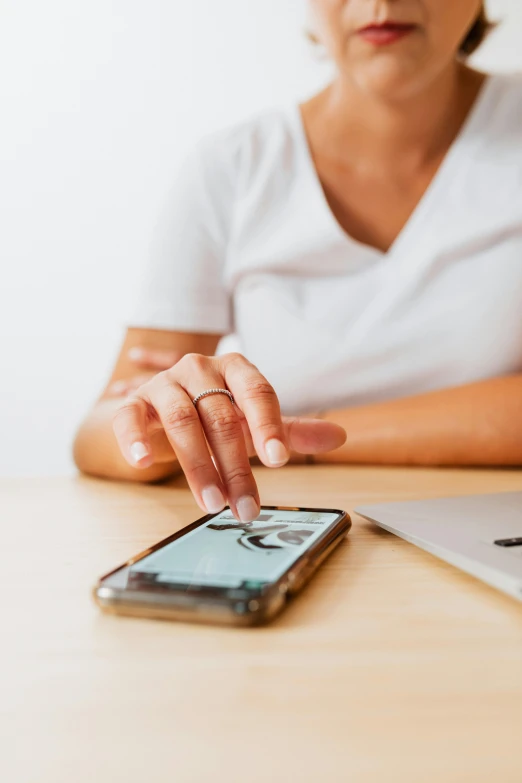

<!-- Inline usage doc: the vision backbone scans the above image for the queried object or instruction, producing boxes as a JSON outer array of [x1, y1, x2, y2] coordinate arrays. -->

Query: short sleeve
[[126, 136, 235, 334]]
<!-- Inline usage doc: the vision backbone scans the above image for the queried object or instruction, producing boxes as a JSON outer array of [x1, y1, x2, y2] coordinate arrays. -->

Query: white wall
[[1, 0, 521, 477]]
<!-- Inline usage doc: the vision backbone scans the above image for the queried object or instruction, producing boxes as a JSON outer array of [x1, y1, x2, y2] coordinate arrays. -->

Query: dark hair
[[459, 5, 495, 56]]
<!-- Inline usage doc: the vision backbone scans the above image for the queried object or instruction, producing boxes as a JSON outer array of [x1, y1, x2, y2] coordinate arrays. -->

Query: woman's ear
[[304, 0, 331, 61]]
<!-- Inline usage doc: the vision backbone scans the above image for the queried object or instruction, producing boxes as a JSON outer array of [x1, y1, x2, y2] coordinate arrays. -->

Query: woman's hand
[[112, 351, 346, 522], [105, 346, 182, 398]]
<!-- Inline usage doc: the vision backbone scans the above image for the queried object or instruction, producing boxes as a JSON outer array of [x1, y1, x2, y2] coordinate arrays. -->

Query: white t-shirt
[[127, 72, 522, 416]]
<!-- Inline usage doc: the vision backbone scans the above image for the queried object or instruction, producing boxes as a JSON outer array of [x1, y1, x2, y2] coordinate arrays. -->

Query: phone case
[[93, 506, 351, 626]]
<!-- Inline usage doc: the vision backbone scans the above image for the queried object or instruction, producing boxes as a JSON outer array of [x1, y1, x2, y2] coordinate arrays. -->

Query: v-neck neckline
[[289, 72, 499, 263]]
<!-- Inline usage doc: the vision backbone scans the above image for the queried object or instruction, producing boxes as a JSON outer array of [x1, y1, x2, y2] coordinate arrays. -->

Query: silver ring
[[192, 388, 235, 407]]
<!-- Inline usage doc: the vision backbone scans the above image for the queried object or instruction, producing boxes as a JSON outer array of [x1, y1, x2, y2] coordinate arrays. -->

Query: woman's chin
[[346, 58, 434, 102]]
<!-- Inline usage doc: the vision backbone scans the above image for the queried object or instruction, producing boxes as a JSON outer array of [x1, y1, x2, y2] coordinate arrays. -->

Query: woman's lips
[[358, 22, 417, 46]]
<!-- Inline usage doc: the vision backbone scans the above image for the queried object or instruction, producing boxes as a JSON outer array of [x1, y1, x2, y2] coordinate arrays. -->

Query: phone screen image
[[103, 508, 342, 592]]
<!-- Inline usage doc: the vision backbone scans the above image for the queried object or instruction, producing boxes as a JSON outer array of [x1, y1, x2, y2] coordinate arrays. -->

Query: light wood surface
[[3, 466, 522, 783]]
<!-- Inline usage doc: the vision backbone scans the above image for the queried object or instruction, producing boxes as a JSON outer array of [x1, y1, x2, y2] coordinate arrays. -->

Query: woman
[[73, 1, 522, 524]]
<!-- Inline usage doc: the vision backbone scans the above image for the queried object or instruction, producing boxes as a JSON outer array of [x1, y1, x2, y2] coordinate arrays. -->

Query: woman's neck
[[309, 63, 486, 169]]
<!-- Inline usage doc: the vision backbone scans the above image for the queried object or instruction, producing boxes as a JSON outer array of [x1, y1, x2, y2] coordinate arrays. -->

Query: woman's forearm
[[316, 375, 522, 467]]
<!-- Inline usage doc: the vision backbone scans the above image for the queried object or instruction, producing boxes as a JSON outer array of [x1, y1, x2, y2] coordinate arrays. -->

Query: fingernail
[[128, 347, 144, 360], [201, 486, 226, 514], [236, 495, 259, 523], [130, 441, 149, 464], [265, 438, 289, 466]]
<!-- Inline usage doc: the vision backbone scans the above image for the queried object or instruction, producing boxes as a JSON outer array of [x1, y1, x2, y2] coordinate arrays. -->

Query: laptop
[[355, 491, 522, 601]]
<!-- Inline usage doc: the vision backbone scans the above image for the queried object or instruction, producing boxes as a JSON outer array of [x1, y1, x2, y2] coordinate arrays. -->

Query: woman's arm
[[73, 338, 346, 496], [72, 328, 221, 483], [316, 374, 522, 466]]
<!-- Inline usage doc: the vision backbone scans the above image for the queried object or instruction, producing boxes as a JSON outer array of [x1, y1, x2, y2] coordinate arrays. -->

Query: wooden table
[[3, 466, 522, 783]]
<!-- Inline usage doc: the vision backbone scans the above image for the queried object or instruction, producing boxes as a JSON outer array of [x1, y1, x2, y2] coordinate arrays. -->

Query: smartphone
[[93, 505, 351, 626]]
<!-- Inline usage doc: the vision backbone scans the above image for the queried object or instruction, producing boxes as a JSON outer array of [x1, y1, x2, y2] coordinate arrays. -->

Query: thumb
[[283, 417, 346, 454]]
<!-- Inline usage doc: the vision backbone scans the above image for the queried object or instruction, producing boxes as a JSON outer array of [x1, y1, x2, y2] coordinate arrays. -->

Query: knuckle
[[178, 352, 207, 371], [111, 400, 143, 440], [224, 464, 253, 486], [186, 459, 213, 481], [254, 418, 281, 436], [242, 378, 276, 402], [155, 367, 174, 384], [112, 396, 141, 421], [163, 351, 182, 369], [163, 402, 198, 432], [204, 409, 240, 439], [223, 351, 247, 368]]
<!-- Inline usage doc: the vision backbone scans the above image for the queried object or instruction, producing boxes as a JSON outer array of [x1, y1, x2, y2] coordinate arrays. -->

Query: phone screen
[[102, 508, 342, 592]]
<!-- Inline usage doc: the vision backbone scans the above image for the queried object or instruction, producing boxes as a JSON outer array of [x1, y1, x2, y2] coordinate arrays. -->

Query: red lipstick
[[358, 22, 417, 46]]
